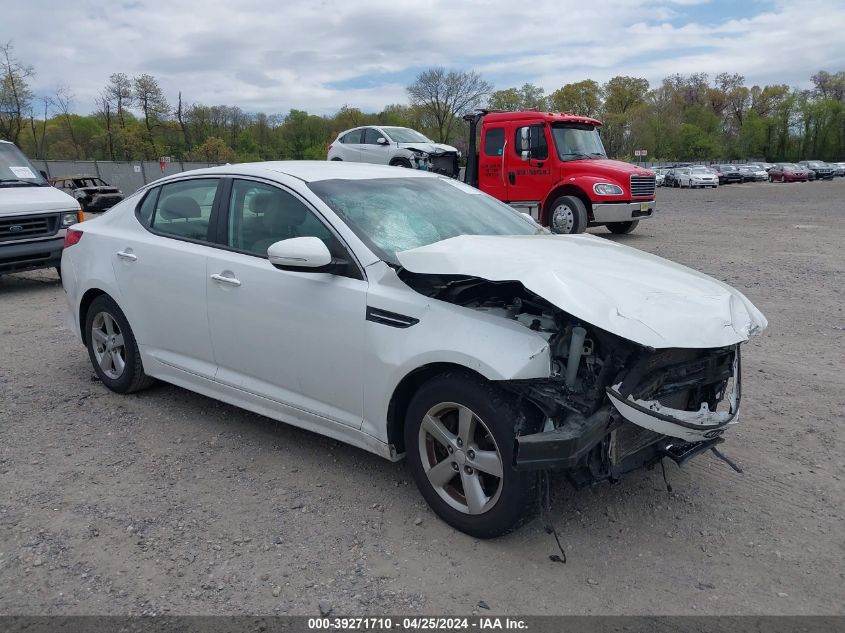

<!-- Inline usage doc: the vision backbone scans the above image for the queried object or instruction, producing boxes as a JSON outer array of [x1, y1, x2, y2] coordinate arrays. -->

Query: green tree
[[548, 80, 601, 117], [0, 42, 34, 144], [187, 136, 235, 163]]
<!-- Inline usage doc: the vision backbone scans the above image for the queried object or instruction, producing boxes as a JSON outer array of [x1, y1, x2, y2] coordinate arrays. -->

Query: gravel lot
[[1, 179, 843, 616]]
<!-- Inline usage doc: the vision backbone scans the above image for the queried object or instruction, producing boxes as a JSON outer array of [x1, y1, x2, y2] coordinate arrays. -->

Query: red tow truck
[[463, 110, 656, 234]]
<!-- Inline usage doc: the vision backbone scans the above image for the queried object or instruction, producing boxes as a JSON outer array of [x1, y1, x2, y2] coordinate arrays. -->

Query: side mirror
[[267, 237, 333, 271], [377, 137, 389, 145], [521, 150, 530, 162]]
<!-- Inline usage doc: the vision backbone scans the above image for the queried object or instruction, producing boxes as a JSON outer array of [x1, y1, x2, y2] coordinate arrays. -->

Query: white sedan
[[677, 166, 719, 188], [61, 162, 766, 537]]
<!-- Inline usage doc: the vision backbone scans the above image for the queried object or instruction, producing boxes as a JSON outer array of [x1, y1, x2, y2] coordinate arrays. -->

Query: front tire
[[85, 295, 154, 394], [607, 220, 639, 234], [404, 372, 537, 538], [547, 195, 588, 234]]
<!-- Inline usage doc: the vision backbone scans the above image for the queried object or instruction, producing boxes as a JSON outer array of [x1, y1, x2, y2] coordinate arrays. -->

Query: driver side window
[[362, 128, 383, 145], [226, 179, 334, 258]]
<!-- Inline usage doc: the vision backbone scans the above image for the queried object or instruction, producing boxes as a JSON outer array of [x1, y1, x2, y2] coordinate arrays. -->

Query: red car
[[768, 163, 809, 182]]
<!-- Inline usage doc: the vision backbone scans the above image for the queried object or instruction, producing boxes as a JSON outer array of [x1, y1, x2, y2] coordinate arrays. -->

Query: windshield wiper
[[0, 179, 44, 187], [559, 152, 590, 160], [588, 152, 606, 158]]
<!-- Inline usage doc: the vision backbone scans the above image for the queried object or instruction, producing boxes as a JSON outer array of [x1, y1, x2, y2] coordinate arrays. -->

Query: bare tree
[[133, 73, 170, 157], [106, 73, 133, 128], [95, 92, 115, 160], [54, 87, 81, 159], [175, 91, 191, 151], [0, 42, 35, 144], [407, 67, 492, 143], [27, 96, 51, 159]]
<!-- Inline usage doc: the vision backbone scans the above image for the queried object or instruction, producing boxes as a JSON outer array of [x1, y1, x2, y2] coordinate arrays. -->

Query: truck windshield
[[382, 127, 433, 143], [308, 176, 546, 264], [550, 123, 607, 161], [0, 143, 48, 186]]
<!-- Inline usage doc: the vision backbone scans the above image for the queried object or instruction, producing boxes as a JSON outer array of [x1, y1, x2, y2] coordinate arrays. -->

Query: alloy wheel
[[418, 402, 504, 515], [91, 311, 126, 380]]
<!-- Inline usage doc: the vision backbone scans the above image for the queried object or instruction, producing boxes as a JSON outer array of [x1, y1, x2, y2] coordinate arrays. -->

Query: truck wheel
[[607, 221, 639, 234], [404, 371, 537, 538], [548, 195, 588, 234]]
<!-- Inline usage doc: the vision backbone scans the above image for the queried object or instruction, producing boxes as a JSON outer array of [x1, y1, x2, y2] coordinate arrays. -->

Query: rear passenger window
[[149, 179, 218, 242], [136, 188, 158, 227], [484, 128, 505, 156], [340, 130, 362, 144]]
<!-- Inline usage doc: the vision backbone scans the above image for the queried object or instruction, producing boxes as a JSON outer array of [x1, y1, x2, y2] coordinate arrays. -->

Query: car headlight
[[61, 210, 84, 227], [593, 183, 624, 195]]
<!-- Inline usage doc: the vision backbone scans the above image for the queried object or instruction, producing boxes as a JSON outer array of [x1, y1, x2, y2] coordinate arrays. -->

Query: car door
[[478, 125, 509, 201], [358, 128, 392, 165], [507, 122, 552, 204], [111, 177, 222, 378], [336, 129, 363, 162], [205, 177, 367, 428]]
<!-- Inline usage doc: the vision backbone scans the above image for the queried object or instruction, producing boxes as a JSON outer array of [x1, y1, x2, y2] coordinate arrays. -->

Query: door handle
[[508, 171, 516, 185], [116, 250, 137, 261], [210, 273, 241, 287]]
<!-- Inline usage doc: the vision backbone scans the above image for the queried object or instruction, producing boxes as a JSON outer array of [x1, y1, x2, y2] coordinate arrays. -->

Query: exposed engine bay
[[399, 270, 742, 484]]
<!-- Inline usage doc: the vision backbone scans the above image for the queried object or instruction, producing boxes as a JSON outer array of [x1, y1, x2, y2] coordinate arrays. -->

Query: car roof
[[147, 160, 439, 185]]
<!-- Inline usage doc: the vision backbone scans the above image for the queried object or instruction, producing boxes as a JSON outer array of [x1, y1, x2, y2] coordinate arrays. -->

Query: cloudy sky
[[3, 0, 844, 115]]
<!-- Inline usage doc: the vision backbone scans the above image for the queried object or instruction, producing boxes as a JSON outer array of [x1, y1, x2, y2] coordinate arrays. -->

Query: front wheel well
[[542, 185, 593, 225], [385, 363, 545, 456], [78, 288, 108, 345], [386, 363, 487, 455]]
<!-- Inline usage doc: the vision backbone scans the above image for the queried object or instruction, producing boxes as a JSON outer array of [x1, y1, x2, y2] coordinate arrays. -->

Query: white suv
[[328, 126, 460, 177]]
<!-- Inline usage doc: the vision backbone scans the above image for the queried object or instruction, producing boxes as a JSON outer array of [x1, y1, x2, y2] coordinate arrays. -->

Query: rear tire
[[404, 372, 538, 538], [85, 295, 154, 394], [547, 195, 588, 234], [607, 220, 639, 234]]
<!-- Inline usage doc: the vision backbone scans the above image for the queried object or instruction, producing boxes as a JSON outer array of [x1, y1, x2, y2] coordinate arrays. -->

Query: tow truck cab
[[463, 111, 656, 234]]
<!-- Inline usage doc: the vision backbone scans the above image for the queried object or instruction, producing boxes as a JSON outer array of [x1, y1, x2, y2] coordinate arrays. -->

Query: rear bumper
[[0, 236, 64, 275], [591, 200, 655, 223]]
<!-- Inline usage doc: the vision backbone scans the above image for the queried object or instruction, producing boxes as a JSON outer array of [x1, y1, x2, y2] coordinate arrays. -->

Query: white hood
[[397, 142, 458, 155], [0, 185, 79, 216], [397, 234, 767, 349]]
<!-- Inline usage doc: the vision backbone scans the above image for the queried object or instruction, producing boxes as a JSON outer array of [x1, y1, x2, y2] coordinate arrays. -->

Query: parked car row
[[653, 160, 845, 187]]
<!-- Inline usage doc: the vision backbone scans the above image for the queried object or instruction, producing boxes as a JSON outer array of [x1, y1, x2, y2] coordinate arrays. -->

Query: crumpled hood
[[397, 234, 768, 349], [398, 142, 458, 156]]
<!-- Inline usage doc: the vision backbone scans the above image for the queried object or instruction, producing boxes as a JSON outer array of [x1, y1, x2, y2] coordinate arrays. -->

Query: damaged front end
[[400, 270, 745, 485]]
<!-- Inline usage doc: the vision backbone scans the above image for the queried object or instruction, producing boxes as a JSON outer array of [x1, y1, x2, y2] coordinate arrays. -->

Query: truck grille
[[630, 175, 656, 198], [0, 213, 60, 242]]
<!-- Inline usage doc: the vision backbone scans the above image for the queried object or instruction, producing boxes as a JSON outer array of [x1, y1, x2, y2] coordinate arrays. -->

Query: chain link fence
[[30, 160, 224, 195]]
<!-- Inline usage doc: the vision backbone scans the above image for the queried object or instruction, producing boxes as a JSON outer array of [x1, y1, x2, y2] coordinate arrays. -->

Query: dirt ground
[[1, 179, 843, 617]]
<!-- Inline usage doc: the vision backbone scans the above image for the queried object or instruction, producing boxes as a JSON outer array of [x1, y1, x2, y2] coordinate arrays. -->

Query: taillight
[[327, 143, 333, 151], [64, 228, 83, 247]]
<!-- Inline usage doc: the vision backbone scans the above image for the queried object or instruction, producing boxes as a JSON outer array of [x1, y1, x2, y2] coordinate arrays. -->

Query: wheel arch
[[386, 362, 488, 456], [385, 361, 545, 456], [541, 184, 593, 224], [78, 288, 109, 345]]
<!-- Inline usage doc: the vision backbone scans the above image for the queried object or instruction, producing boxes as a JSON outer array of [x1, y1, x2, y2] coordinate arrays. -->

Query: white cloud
[[1, 0, 843, 116]]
